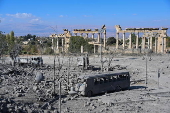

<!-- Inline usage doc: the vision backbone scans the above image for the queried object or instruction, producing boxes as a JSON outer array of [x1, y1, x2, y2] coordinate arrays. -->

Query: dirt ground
[[1, 53, 170, 113]]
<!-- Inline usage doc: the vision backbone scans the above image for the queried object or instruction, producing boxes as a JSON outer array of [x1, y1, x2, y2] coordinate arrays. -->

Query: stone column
[[116, 33, 119, 49], [97, 33, 100, 43], [150, 37, 153, 50], [92, 33, 94, 40], [80, 33, 83, 37], [155, 37, 157, 53], [128, 33, 132, 49], [148, 37, 150, 49], [64, 35, 69, 52], [162, 37, 164, 53], [123, 33, 125, 49], [86, 33, 88, 38], [142, 37, 146, 49], [57, 37, 59, 49], [62, 38, 64, 52], [164, 37, 166, 53], [136, 32, 139, 49], [52, 37, 54, 49], [94, 45, 96, 53], [103, 32, 106, 48], [81, 46, 83, 53]]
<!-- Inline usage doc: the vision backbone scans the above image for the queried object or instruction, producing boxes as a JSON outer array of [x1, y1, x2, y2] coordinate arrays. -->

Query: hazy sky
[[0, 0, 170, 37]]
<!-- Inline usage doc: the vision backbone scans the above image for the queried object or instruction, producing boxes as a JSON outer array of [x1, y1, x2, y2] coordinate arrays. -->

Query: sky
[[0, 0, 170, 37]]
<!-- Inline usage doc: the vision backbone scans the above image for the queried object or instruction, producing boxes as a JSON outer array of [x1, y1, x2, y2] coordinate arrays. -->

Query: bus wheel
[[87, 91, 93, 97], [116, 86, 121, 92]]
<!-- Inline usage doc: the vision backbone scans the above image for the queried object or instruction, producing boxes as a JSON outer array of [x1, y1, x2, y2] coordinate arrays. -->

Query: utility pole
[[53, 54, 56, 96], [51, 25, 58, 97], [40, 39, 43, 68], [67, 57, 70, 90], [100, 33, 103, 72], [145, 56, 148, 88], [53, 36, 57, 96], [59, 81, 61, 113]]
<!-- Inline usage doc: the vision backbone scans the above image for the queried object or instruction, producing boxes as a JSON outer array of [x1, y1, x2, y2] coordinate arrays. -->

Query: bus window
[[94, 78, 100, 85], [125, 74, 128, 79], [103, 78, 107, 83], [112, 76, 117, 81], [109, 77, 112, 82], [117, 75, 121, 81], [105, 77, 109, 83], [121, 75, 126, 79], [100, 78, 104, 84]]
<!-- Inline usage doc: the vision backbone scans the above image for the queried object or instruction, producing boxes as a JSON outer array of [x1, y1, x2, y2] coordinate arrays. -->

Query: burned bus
[[71, 71, 130, 97]]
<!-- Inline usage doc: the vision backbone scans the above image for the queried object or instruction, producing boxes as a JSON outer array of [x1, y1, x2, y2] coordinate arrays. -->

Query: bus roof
[[78, 71, 129, 80]]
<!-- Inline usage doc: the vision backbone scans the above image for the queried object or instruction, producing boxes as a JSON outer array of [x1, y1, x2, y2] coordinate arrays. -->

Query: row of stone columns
[[117, 33, 166, 53], [116, 32, 154, 50], [52, 37, 65, 52], [74, 33, 101, 42], [74, 32, 107, 48]]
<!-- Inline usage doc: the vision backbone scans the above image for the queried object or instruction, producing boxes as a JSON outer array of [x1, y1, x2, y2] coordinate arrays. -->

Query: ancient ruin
[[49, 25, 106, 53], [0, 25, 169, 113], [50, 25, 168, 54], [115, 25, 168, 53]]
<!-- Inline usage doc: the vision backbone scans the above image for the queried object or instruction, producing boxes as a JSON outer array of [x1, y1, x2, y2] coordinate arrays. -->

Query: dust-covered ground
[[1, 54, 170, 113]]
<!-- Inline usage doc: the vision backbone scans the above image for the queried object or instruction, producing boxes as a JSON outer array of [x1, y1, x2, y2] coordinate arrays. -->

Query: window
[[109, 77, 112, 82], [112, 76, 117, 81], [105, 77, 109, 83], [100, 78, 104, 84], [94, 78, 100, 85]]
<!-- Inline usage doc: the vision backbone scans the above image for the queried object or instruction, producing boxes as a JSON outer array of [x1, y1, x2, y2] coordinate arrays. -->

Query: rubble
[[0, 54, 170, 112]]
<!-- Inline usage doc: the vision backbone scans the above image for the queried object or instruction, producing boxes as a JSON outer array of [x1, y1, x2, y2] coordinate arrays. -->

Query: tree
[[10, 44, 22, 60], [44, 47, 54, 55], [20, 34, 36, 41], [69, 36, 93, 53], [30, 45, 38, 54], [5, 31, 16, 54], [139, 37, 142, 45], [106, 37, 116, 45], [131, 33, 136, 44], [10, 31, 15, 44], [166, 37, 170, 47], [0, 31, 8, 57], [33, 35, 36, 41]]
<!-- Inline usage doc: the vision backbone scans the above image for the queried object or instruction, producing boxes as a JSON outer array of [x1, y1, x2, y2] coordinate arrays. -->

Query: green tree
[[131, 33, 136, 44], [10, 44, 22, 60], [10, 31, 15, 43], [5, 31, 16, 54], [69, 36, 93, 53], [106, 37, 116, 45], [139, 37, 142, 45], [30, 45, 38, 54], [0, 31, 8, 56], [166, 37, 170, 47], [6, 34, 10, 45], [44, 47, 54, 55], [33, 35, 36, 41]]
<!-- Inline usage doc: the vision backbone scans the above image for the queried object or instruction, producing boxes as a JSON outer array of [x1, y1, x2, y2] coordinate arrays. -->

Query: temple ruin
[[115, 25, 168, 53], [49, 25, 106, 53], [50, 25, 168, 54]]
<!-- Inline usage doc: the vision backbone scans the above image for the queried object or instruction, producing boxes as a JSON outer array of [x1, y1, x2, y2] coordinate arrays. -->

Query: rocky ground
[[0, 53, 170, 113]]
